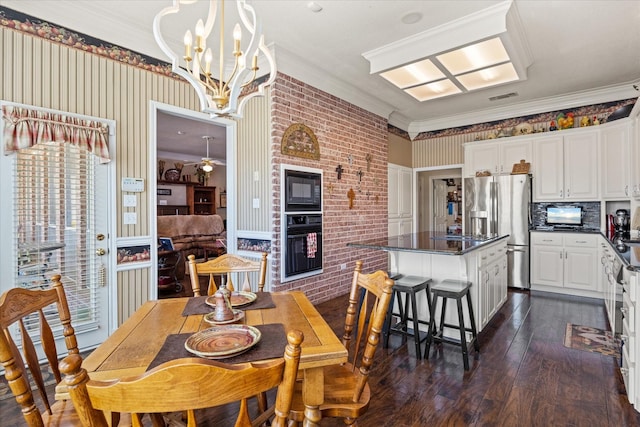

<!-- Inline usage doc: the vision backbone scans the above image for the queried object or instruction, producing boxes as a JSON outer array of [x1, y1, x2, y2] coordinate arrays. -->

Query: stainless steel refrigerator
[[464, 175, 532, 289]]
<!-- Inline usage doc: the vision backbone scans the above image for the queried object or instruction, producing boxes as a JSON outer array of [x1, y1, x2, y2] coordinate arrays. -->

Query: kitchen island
[[348, 232, 509, 339]]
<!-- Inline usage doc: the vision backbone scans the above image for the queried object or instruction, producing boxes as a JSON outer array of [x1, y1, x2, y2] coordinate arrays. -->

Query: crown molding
[[275, 46, 396, 121], [407, 82, 640, 137]]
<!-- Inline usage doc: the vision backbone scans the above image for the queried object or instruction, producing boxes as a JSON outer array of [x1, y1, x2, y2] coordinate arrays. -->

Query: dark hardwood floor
[[3, 288, 640, 426]]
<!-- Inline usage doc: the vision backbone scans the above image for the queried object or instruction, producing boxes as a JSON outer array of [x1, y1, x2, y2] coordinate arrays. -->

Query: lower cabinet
[[388, 218, 413, 237], [477, 241, 507, 330], [531, 232, 599, 294], [624, 268, 637, 408]]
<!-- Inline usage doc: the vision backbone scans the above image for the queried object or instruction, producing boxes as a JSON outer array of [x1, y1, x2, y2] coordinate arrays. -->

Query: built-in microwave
[[284, 169, 322, 212]]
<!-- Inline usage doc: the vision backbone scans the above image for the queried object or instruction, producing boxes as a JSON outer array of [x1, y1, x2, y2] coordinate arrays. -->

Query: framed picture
[[158, 237, 174, 252], [220, 193, 227, 208], [157, 188, 172, 196]]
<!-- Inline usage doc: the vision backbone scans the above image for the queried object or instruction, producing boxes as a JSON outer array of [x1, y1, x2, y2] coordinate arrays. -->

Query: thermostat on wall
[[121, 177, 145, 192]]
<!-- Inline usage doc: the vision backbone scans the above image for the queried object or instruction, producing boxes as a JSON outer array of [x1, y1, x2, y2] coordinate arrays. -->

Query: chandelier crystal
[[153, 0, 276, 118]]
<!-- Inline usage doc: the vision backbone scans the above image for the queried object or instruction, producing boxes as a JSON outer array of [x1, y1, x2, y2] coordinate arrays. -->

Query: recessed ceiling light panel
[[437, 37, 510, 75], [456, 62, 519, 91], [405, 79, 462, 101], [380, 59, 445, 89]]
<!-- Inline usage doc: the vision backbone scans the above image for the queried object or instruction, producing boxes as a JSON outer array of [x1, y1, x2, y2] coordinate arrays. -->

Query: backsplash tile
[[531, 202, 600, 229]]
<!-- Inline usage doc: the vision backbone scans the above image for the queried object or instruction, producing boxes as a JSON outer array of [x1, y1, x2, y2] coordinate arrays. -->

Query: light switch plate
[[123, 212, 137, 224], [253, 198, 260, 209], [123, 194, 136, 207]]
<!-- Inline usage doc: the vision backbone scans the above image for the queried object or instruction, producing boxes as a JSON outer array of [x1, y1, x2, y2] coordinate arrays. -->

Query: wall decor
[[281, 123, 320, 160], [347, 188, 356, 209], [335, 164, 343, 180], [116, 244, 151, 265], [220, 192, 227, 208], [157, 188, 172, 196]]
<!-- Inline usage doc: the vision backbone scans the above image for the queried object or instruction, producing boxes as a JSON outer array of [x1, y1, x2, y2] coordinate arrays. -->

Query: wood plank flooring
[[3, 288, 640, 426]]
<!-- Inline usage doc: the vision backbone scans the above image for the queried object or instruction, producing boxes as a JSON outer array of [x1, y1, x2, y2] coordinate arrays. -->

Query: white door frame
[[148, 102, 237, 299], [413, 164, 463, 232]]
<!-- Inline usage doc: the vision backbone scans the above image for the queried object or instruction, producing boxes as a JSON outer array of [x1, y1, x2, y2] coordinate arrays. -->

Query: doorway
[[149, 102, 236, 298], [416, 167, 462, 233]]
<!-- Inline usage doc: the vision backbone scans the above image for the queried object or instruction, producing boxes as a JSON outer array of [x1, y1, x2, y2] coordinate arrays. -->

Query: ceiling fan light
[[202, 163, 214, 173]]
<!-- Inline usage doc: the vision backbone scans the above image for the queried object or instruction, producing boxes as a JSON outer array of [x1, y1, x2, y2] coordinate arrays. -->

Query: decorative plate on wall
[[164, 168, 180, 182], [281, 123, 320, 160]]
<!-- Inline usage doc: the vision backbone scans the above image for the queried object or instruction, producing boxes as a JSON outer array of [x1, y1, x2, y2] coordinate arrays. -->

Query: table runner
[[181, 292, 275, 316], [147, 323, 287, 370]]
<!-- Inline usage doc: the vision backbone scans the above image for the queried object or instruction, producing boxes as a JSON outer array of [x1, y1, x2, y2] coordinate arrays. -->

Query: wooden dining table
[[78, 291, 347, 427]]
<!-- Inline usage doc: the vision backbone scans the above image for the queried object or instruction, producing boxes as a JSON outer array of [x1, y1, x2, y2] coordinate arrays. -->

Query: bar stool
[[425, 279, 479, 370], [383, 275, 432, 358]]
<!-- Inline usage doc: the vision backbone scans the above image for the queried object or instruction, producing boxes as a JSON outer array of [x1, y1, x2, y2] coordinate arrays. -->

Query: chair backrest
[[0, 275, 79, 426], [62, 329, 304, 427], [343, 260, 394, 403], [187, 252, 268, 296]]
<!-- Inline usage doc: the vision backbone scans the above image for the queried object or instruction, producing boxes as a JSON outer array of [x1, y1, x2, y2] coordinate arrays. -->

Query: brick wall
[[271, 73, 389, 304]]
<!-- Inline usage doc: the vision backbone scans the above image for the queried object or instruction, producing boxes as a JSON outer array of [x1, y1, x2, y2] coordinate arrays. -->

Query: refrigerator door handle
[[507, 247, 527, 253]]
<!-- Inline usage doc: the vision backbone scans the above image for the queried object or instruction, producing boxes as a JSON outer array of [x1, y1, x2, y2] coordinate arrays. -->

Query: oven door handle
[[287, 231, 322, 239]]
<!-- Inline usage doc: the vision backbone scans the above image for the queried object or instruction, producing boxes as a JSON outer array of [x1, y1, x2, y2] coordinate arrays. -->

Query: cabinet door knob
[[96, 248, 107, 256]]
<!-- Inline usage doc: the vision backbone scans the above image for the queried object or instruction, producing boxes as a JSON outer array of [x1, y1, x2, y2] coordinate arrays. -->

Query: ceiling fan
[[185, 136, 225, 172]]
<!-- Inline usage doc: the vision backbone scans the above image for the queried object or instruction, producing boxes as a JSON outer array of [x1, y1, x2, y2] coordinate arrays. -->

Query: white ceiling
[[3, 0, 640, 151]]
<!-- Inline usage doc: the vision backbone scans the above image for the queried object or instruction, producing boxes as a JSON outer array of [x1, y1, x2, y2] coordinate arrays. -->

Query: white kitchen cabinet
[[388, 217, 413, 237], [532, 136, 564, 201], [477, 240, 507, 330], [531, 232, 598, 294], [630, 118, 640, 199], [500, 139, 532, 175], [464, 142, 498, 177], [531, 232, 564, 286], [388, 164, 412, 236], [464, 139, 532, 177], [624, 269, 637, 408], [600, 121, 631, 199], [532, 130, 599, 201]]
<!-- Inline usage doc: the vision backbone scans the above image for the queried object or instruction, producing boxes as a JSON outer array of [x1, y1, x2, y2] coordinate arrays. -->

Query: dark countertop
[[347, 232, 509, 256]]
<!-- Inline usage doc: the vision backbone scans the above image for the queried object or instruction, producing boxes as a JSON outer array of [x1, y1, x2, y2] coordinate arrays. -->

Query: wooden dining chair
[[288, 261, 394, 426], [61, 329, 304, 427], [187, 252, 268, 296], [0, 274, 83, 426]]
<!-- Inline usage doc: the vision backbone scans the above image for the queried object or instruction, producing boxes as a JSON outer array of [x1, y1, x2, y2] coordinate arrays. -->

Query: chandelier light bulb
[[204, 48, 213, 74], [184, 30, 193, 61], [195, 19, 205, 52], [202, 164, 214, 173]]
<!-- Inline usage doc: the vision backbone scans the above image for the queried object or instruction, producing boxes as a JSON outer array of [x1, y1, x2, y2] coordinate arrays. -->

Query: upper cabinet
[[632, 117, 640, 199], [464, 138, 532, 177], [600, 121, 631, 199], [464, 142, 498, 176], [532, 129, 599, 201]]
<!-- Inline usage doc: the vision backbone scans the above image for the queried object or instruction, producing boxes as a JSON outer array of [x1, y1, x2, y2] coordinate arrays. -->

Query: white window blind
[[14, 141, 100, 335]]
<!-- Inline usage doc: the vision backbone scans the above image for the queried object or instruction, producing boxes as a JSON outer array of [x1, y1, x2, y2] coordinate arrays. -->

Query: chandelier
[[153, 0, 277, 118]]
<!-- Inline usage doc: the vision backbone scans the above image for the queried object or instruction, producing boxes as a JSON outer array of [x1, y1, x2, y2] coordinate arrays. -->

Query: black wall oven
[[285, 214, 322, 278]]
